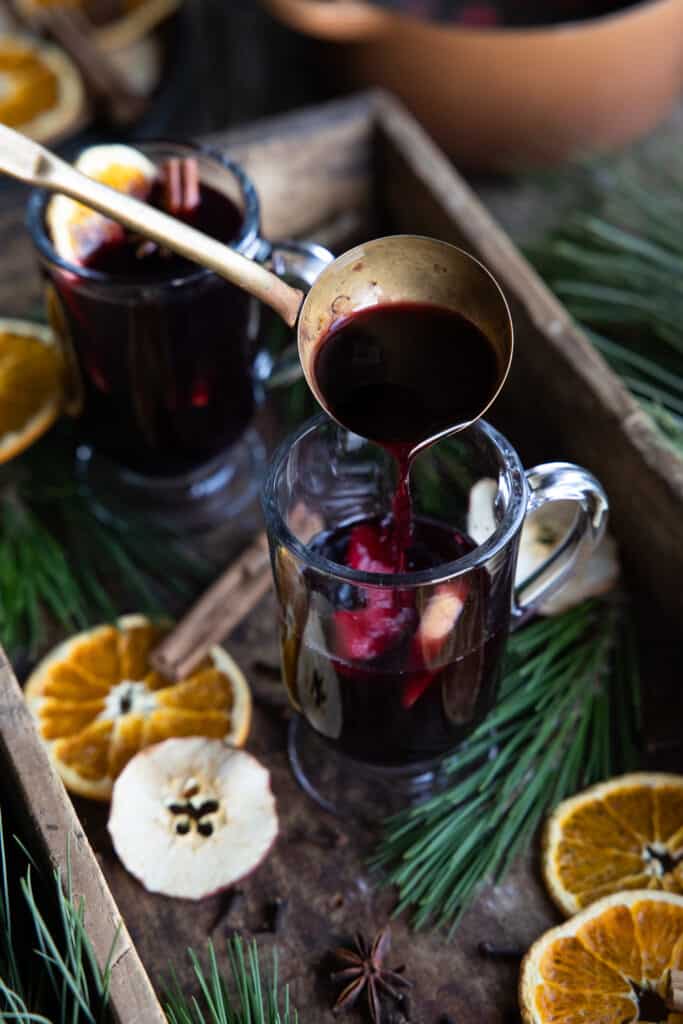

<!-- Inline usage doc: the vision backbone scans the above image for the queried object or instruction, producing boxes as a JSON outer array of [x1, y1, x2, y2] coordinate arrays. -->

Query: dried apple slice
[[298, 614, 343, 739], [414, 579, 469, 668], [467, 478, 620, 616], [108, 737, 278, 900]]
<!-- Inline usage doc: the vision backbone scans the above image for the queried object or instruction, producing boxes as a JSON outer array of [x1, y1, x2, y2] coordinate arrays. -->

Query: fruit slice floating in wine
[[47, 144, 158, 264]]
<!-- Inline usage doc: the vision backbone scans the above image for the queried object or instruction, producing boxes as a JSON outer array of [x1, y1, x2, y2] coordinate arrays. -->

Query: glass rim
[[261, 414, 529, 588], [26, 139, 261, 290]]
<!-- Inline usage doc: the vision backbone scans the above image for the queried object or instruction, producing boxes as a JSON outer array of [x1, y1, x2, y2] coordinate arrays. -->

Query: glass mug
[[262, 414, 608, 815], [27, 141, 333, 525]]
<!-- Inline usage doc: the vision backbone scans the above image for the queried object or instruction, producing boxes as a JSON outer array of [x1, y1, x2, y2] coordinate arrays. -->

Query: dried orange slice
[[543, 773, 683, 916], [0, 32, 85, 144], [520, 890, 683, 1024], [46, 144, 157, 265], [25, 615, 252, 801], [0, 318, 68, 463]]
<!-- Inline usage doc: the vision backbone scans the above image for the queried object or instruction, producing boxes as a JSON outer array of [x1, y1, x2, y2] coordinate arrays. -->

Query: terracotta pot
[[263, 0, 683, 170]]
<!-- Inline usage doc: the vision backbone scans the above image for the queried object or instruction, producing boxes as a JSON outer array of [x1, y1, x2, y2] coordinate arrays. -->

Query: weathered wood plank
[[211, 91, 378, 247], [0, 649, 166, 1023]]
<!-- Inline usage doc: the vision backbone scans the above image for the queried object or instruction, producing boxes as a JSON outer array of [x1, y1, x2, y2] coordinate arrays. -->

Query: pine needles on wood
[[165, 938, 298, 1024], [0, 802, 299, 1023], [370, 597, 641, 935], [0, 430, 213, 660], [0, 808, 115, 1023], [526, 159, 683, 453]]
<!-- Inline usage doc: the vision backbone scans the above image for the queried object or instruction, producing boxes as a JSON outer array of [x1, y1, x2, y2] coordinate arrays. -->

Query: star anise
[[331, 926, 412, 1022]]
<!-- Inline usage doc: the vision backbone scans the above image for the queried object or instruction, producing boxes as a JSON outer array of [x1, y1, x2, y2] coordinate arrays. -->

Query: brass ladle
[[296, 234, 513, 452], [0, 127, 513, 445]]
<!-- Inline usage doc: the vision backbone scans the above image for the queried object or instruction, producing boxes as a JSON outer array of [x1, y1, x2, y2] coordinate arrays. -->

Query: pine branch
[[369, 597, 641, 935], [0, 801, 299, 1023], [0, 808, 114, 1023], [0, 432, 213, 659], [164, 936, 299, 1024], [525, 158, 683, 454]]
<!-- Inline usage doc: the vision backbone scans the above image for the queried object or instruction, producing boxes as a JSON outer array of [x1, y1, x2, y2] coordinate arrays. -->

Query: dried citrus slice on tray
[[0, 32, 85, 143], [543, 773, 683, 916], [0, 318, 67, 463], [47, 143, 157, 265], [25, 615, 252, 801], [520, 890, 683, 1024]]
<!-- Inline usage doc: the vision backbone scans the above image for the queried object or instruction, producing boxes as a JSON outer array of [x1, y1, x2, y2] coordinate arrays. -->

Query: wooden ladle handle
[[0, 124, 304, 326]]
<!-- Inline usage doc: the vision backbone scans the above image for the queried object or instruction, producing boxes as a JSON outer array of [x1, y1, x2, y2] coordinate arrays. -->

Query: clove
[[478, 941, 524, 960], [209, 887, 244, 934], [255, 896, 288, 935]]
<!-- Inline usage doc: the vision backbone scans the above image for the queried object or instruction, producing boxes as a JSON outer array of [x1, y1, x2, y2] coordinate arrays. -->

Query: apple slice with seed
[[108, 737, 278, 900]]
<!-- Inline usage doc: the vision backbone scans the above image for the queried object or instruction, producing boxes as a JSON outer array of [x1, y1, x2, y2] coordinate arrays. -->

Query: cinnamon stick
[[668, 969, 683, 1012], [33, 6, 146, 124], [162, 158, 200, 217], [149, 532, 273, 681], [150, 505, 324, 682]]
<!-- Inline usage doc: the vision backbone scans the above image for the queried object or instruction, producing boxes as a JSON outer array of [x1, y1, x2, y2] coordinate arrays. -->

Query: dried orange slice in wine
[[25, 615, 252, 801], [520, 890, 683, 1024], [543, 774, 683, 916], [0, 318, 68, 463], [0, 32, 85, 143], [46, 144, 157, 265]]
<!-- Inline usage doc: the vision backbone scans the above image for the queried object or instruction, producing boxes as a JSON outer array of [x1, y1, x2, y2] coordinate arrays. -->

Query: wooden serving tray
[[1, 91, 681, 1023]]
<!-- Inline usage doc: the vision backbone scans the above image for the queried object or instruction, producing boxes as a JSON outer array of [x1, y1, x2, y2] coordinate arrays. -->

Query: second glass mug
[[263, 415, 608, 815], [27, 141, 333, 523]]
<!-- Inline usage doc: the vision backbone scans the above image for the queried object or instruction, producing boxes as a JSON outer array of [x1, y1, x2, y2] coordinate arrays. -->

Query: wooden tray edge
[[0, 649, 166, 1024]]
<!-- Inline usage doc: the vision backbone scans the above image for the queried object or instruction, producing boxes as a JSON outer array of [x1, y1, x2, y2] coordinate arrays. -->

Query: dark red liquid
[[49, 181, 254, 476], [289, 303, 507, 763], [314, 302, 500, 564], [290, 516, 507, 765], [313, 303, 499, 448]]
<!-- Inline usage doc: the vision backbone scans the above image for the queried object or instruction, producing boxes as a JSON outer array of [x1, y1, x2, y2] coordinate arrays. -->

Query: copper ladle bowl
[[297, 235, 514, 452]]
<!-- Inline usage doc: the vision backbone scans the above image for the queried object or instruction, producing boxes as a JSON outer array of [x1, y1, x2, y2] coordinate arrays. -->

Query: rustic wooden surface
[[0, 652, 166, 1024], [74, 592, 559, 1023], [0, 92, 681, 1022]]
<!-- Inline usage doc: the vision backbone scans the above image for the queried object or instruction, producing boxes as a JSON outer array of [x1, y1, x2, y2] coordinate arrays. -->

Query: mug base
[[287, 715, 450, 824], [75, 428, 267, 535]]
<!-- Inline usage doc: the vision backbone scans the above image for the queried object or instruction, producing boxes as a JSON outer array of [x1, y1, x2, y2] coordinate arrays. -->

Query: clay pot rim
[[263, 0, 678, 43]]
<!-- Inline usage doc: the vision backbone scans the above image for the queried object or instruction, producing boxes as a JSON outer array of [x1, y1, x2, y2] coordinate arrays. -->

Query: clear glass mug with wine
[[262, 237, 608, 815], [27, 141, 332, 529]]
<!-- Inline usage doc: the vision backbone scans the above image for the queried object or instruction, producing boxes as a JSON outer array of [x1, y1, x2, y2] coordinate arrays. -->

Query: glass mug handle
[[512, 462, 609, 624], [250, 238, 334, 386]]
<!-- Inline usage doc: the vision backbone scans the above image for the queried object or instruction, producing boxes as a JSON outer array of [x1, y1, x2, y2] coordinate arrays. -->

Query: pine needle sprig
[[0, 799, 299, 1023], [525, 158, 683, 453], [0, 432, 214, 659], [0, 808, 115, 1023], [370, 597, 641, 935], [164, 936, 299, 1024]]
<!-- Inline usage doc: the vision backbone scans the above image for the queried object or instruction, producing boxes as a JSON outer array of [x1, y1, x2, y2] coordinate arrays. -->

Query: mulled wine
[[281, 301, 507, 763], [289, 514, 507, 766], [313, 302, 500, 448], [37, 159, 256, 477]]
